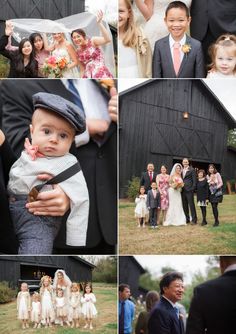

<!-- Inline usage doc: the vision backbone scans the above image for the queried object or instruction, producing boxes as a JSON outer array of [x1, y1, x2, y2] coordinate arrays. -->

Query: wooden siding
[[0, 256, 93, 288], [119, 256, 145, 298], [0, 0, 85, 35], [119, 80, 236, 197]]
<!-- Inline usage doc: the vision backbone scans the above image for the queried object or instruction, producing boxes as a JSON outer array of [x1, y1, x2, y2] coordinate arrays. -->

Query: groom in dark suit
[[148, 271, 185, 334], [181, 158, 197, 224], [190, 0, 236, 62], [186, 256, 236, 334]]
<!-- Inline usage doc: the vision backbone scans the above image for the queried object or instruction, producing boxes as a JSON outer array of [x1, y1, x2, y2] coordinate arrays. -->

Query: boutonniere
[[182, 43, 191, 55], [97, 79, 115, 97]]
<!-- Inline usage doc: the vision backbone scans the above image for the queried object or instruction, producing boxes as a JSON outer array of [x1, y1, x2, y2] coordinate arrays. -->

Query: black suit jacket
[[0, 79, 117, 253], [152, 35, 205, 78], [190, 0, 236, 40], [140, 171, 157, 193], [186, 270, 236, 334], [182, 167, 197, 192], [148, 297, 184, 334], [0, 35, 39, 78]]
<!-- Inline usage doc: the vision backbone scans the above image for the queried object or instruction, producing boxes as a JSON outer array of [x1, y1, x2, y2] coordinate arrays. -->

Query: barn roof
[[119, 79, 236, 129], [131, 256, 146, 274]]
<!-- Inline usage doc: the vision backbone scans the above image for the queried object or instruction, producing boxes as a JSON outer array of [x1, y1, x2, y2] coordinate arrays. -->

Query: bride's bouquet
[[43, 55, 68, 78], [171, 176, 184, 192]]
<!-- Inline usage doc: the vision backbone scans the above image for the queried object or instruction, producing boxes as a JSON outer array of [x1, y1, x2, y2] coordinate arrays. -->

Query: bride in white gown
[[164, 163, 186, 226], [134, 0, 192, 50]]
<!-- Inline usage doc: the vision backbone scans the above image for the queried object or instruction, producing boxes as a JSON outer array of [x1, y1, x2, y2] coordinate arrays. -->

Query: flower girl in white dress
[[31, 292, 41, 328], [40, 275, 55, 328], [81, 283, 97, 330], [69, 282, 82, 328], [17, 282, 31, 330]]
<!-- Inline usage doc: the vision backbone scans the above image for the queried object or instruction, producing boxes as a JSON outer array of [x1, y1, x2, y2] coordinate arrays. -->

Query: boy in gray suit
[[152, 1, 205, 78], [146, 181, 161, 229]]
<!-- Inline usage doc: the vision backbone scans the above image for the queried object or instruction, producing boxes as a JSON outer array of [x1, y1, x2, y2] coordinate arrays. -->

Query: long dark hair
[[29, 32, 44, 50], [15, 38, 37, 77]]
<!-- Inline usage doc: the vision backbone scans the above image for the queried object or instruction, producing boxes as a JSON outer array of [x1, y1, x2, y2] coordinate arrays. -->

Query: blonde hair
[[208, 34, 236, 73], [121, 0, 139, 48], [71, 282, 80, 292]]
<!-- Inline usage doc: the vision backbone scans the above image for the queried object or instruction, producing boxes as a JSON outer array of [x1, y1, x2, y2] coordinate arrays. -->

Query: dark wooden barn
[[119, 79, 236, 197], [0, 0, 85, 35], [119, 256, 148, 298], [0, 256, 95, 290]]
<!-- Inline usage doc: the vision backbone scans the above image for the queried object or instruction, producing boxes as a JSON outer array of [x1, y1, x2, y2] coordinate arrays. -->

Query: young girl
[[17, 282, 31, 330], [55, 289, 68, 327], [81, 283, 97, 330], [31, 292, 41, 328], [40, 275, 55, 328], [134, 186, 149, 227], [207, 34, 236, 78], [196, 169, 209, 226], [118, 0, 152, 78], [69, 282, 82, 328], [0, 21, 38, 78]]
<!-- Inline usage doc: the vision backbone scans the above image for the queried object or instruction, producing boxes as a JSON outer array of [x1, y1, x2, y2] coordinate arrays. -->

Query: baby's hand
[[0, 130, 5, 146]]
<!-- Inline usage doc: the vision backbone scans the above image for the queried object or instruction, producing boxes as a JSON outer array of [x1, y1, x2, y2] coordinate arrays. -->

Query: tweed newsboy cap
[[32, 92, 86, 134]]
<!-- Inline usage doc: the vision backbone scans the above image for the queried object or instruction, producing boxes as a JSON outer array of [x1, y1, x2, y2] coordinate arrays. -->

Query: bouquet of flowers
[[43, 55, 68, 78], [171, 176, 184, 192]]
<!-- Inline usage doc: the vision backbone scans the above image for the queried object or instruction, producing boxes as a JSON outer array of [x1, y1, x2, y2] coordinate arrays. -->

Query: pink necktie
[[173, 42, 181, 75]]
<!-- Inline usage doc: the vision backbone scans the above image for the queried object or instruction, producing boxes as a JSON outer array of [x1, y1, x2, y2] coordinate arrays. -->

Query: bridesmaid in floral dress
[[71, 10, 113, 78], [156, 165, 170, 224]]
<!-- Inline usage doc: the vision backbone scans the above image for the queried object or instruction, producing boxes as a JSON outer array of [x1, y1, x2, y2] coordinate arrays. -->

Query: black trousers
[[181, 190, 197, 223], [200, 206, 207, 222], [211, 202, 219, 223], [149, 208, 157, 226]]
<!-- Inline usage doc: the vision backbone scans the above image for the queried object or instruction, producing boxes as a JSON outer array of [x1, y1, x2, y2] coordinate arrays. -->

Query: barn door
[[151, 122, 213, 160]]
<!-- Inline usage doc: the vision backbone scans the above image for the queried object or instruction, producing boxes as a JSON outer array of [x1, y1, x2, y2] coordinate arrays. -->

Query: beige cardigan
[[136, 28, 152, 78]]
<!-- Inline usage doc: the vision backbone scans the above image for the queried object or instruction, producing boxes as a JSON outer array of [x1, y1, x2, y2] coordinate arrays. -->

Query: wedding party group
[[0, 11, 115, 78], [118, 0, 236, 78], [135, 158, 223, 227], [17, 269, 97, 330]]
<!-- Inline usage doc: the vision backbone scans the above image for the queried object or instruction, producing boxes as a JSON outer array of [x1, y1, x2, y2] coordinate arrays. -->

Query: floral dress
[[76, 39, 113, 79], [157, 174, 170, 210]]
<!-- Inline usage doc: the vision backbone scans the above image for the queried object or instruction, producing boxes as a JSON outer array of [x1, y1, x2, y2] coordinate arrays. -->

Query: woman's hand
[[25, 174, 70, 216], [96, 10, 104, 24], [0, 130, 5, 146], [108, 86, 118, 123], [5, 21, 13, 36]]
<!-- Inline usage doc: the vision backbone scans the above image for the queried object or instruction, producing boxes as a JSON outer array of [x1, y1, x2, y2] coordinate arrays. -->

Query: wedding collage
[[0, 0, 235, 333]]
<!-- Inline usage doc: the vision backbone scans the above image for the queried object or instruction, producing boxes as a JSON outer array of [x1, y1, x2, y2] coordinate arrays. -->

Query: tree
[[92, 256, 117, 283], [228, 129, 236, 148]]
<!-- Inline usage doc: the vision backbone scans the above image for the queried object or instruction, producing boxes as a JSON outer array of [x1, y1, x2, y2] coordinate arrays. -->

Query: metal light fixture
[[183, 111, 189, 119]]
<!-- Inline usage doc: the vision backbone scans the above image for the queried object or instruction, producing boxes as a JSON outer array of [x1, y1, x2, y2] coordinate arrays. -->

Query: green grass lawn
[[0, 283, 117, 334], [119, 195, 236, 254]]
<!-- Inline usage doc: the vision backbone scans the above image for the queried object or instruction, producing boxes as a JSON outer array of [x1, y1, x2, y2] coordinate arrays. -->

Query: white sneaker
[[84, 324, 88, 329], [90, 324, 93, 330]]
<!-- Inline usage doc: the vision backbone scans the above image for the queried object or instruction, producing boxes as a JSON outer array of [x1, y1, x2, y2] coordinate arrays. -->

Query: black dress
[[196, 179, 208, 206], [0, 35, 38, 78]]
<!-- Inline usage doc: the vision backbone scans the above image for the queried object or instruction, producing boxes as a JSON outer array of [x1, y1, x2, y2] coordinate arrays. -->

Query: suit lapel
[[178, 35, 191, 77], [164, 36, 177, 77]]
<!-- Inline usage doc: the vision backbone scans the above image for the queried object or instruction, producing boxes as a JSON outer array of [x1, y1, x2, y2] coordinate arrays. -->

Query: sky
[[85, 0, 117, 23], [119, 79, 236, 121], [135, 255, 215, 284]]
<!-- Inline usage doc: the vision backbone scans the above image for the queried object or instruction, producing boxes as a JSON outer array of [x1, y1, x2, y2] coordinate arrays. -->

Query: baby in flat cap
[[0, 92, 89, 254]]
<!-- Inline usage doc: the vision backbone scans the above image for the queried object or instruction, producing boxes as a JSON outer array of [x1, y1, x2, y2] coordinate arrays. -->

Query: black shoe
[[201, 221, 207, 226], [186, 221, 190, 224], [213, 221, 219, 227], [191, 221, 197, 225]]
